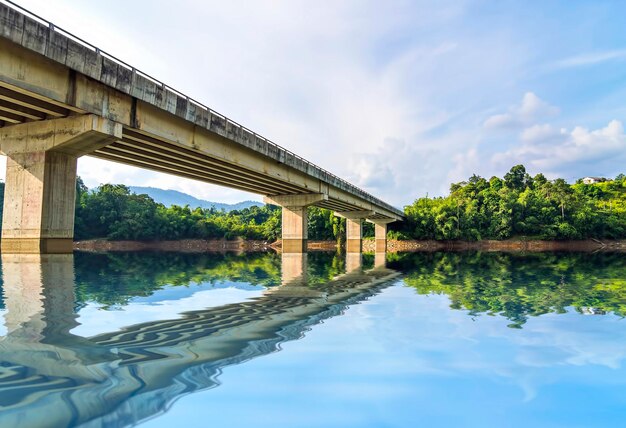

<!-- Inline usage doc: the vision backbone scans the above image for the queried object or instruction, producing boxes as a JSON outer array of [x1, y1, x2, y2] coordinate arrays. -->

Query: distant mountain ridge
[[129, 186, 262, 211]]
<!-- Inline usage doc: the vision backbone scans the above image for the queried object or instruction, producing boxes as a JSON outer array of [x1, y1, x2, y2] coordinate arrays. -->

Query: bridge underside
[[0, 7, 403, 254]]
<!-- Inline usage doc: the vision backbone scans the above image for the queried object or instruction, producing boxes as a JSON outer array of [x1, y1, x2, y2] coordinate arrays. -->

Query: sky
[[4, 0, 626, 206]]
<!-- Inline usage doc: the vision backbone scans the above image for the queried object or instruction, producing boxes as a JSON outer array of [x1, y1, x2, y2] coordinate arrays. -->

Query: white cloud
[[2, 0, 544, 206], [446, 147, 481, 185], [550, 49, 626, 69], [77, 157, 261, 204], [484, 92, 559, 130], [1, 1, 624, 206], [492, 120, 626, 177], [520, 124, 564, 144]]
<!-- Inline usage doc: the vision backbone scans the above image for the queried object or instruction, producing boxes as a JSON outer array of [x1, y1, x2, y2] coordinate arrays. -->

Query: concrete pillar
[[2, 151, 78, 253], [374, 222, 388, 253], [346, 218, 363, 253], [0, 115, 121, 253], [335, 211, 374, 254], [264, 193, 327, 254], [281, 206, 308, 253], [367, 219, 395, 254]]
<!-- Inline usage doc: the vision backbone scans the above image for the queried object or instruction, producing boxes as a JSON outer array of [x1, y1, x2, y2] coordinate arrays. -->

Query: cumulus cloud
[[484, 92, 559, 130], [446, 147, 481, 185], [520, 124, 565, 144], [4, 1, 625, 205], [347, 131, 479, 205], [492, 120, 626, 177]]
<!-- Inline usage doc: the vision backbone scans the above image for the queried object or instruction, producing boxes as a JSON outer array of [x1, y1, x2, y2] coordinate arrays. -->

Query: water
[[0, 251, 625, 427]]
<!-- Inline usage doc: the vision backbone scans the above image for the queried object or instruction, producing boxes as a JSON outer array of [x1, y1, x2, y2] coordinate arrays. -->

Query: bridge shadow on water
[[0, 251, 399, 427]]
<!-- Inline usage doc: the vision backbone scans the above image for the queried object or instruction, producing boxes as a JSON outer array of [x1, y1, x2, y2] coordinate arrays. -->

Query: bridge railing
[[0, 0, 403, 217]]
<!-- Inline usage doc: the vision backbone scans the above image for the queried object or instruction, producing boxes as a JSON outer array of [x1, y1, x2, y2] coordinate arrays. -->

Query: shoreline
[[73, 238, 626, 253], [374, 239, 626, 253]]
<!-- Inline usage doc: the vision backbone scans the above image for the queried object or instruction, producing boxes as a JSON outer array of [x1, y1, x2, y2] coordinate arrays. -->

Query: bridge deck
[[0, 1, 403, 220]]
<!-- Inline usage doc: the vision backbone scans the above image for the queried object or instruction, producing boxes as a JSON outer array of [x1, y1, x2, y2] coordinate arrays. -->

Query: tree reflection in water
[[391, 251, 626, 328]]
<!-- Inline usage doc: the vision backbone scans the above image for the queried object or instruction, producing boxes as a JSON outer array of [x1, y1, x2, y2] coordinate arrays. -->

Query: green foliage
[[399, 165, 626, 240], [75, 184, 283, 241], [4, 164, 625, 243], [307, 206, 338, 240], [72, 252, 283, 307], [73, 184, 344, 241]]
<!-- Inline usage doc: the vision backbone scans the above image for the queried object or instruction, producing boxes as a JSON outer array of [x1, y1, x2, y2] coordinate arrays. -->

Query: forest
[[0, 164, 623, 242], [72, 179, 348, 241], [395, 165, 626, 241]]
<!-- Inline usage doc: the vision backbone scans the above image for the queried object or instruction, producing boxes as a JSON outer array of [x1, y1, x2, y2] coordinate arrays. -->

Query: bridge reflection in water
[[0, 251, 399, 427]]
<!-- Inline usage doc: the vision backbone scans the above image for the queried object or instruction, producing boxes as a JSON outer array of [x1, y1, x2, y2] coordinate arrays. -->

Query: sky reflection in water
[[0, 251, 625, 427]]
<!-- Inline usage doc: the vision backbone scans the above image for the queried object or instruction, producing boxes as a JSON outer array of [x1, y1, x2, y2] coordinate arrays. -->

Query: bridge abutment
[[0, 115, 122, 253]]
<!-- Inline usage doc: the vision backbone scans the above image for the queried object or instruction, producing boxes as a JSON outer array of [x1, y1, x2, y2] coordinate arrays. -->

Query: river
[[0, 250, 624, 427]]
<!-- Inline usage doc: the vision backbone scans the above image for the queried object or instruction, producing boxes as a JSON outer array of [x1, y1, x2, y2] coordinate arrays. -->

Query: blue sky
[[5, 0, 626, 206]]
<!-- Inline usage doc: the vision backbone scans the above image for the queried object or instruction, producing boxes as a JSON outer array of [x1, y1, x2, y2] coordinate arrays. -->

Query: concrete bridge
[[0, 253, 399, 427], [0, 3, 403, 254]]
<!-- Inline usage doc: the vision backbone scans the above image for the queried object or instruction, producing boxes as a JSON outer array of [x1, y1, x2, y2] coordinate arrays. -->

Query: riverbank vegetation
[[72, 180, 348, 241], [394, 165, 626, 241], [70, 164, 626, 242], [0, 164, 622, 242]]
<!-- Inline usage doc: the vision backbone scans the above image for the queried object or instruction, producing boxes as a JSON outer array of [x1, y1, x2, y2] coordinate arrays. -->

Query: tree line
[[392, 165, 626, 241], [0, 164, 623, 242], [72, 179, 349, 241]]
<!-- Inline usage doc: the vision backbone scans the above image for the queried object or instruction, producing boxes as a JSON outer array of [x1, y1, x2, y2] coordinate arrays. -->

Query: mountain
[[129, 186, 262, 211]]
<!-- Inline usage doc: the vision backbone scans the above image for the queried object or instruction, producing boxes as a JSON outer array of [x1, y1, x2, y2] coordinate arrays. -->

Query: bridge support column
[[264, 193, 328, 253], [368, 219, 395, 253], [374, 252, 387, 269], [336, 211, 374, 254], [3, 151, 78, 253], [0, 115, 121, 254], [282, 206, 308, 253], [346, 218, 363, 253], [375, 223, 388, 252]]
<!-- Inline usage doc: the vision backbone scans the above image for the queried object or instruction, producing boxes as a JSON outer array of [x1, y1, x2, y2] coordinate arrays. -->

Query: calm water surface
[[1, 250, 625, 427]]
